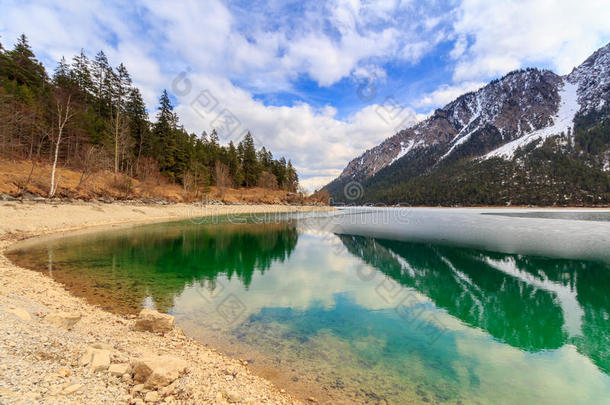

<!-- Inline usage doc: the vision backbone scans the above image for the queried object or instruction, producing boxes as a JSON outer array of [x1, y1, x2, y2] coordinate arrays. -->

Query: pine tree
[[227, 141, 243, 186], [258, 146, 273, 170], [152, 90, 178, 179], [208, 128, 220, 165], [91, 50, 112, 116], [111, 63, 132, 177], [273, 157, 287, 189], [209, 128, 219, 146], [240, 132, 259, 187], [8, 34, 46, 89], [126, 87, 148, 162], [52, 56, 72, 88], [286, 160, 298, 192], [71, 49, 93, 98], [0, 38, 7, 78]]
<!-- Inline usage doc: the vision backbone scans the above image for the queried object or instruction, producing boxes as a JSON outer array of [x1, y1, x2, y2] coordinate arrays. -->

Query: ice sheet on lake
[[303, 207, 610, 263]]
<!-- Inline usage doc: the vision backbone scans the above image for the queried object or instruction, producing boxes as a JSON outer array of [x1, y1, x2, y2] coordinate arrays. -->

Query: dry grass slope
[[0, 159, 325, 205]]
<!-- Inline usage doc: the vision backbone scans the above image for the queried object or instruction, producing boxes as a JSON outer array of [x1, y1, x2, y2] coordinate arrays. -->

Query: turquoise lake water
[[8, 209, 610, 404]]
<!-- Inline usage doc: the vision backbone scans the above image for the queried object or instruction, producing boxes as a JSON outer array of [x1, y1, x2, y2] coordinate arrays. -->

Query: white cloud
[[173, 73, 411, 191], [451, 0, 610, 81], [2, 0, 609, 193], [416, 81, 486, 107]]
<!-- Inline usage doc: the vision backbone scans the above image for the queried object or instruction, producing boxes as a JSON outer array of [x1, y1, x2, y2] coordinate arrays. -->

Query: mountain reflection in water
[[338, 235, 610, 375]]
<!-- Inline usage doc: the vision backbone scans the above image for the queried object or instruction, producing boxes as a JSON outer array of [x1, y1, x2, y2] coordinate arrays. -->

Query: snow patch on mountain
[[390, 139, 420, 165], [441, 125, 478, 160], [568, 42, 610, 114], [449, 95, 482, 143], [484, 80, 579, 159]]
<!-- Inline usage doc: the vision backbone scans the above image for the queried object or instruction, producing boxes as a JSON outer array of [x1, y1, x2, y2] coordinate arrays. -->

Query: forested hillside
[[0, 34, 299, 198]]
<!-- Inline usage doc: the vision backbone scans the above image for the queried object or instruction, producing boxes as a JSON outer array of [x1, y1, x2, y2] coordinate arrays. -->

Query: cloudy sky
[[1, 0, 610, 191]]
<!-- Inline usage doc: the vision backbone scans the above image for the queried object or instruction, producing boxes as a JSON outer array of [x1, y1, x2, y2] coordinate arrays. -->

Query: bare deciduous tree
[[215, 161, 232, 198], [311, 189, 330, 205], [77, 145, 109, 189], [257, 171, 278, 197], [136, 157, 161, 184]]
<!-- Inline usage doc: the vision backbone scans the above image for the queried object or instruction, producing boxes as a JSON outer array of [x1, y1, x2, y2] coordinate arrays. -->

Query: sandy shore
[[0, 201, 329, 404]]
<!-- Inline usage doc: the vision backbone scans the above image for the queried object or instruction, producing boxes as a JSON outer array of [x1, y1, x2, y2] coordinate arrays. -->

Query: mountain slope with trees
[[0, 34, 299, 199]]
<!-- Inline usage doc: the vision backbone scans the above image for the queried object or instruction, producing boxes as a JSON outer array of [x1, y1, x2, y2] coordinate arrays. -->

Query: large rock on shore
[[5, 306, 32, 321], [132, 355, 188, 389], [79, 345, 112, 372], [133, 309, 174, 334], [91, 350, 111, 373], [44, 312, 82, 330], [108, 363, 131, 377]]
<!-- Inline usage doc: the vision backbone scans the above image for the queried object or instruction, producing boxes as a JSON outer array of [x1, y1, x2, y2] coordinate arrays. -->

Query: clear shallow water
[[7, 209, 610, 404]]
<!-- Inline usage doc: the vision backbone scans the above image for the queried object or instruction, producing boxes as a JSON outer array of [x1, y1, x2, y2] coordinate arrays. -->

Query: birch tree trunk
[[114, 107, 119, 180], [49, 94, 73, 198]]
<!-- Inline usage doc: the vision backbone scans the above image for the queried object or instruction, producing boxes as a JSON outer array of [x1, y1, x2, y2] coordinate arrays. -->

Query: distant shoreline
[[332, 205, 610, 210]]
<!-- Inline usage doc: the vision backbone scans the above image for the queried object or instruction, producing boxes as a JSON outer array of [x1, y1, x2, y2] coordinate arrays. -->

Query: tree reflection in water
[[338, 234, 610, 375]]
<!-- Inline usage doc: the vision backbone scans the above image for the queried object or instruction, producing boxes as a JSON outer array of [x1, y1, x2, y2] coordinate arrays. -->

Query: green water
[[7, 210, 610, 404]]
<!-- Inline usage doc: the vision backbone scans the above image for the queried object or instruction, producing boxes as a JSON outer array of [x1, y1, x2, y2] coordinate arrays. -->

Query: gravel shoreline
[[0, 201, 328, 404]]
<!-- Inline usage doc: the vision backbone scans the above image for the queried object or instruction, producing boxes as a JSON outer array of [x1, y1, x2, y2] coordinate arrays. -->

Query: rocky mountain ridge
[[325, 42, 610, 205]]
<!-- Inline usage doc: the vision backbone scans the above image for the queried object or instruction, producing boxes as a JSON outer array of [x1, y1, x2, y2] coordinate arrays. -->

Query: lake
[[7, 208, 610, 404]]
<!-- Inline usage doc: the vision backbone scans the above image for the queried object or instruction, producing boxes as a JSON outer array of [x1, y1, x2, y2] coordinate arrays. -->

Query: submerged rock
[[133, 309, 174, 334]]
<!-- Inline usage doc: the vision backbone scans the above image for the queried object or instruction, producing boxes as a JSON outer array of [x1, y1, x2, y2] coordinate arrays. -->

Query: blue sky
[[1, 0, 610, 190]]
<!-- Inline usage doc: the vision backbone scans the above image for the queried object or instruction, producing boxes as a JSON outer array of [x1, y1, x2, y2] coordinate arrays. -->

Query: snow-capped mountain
[[325, 42, 610, 206]]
